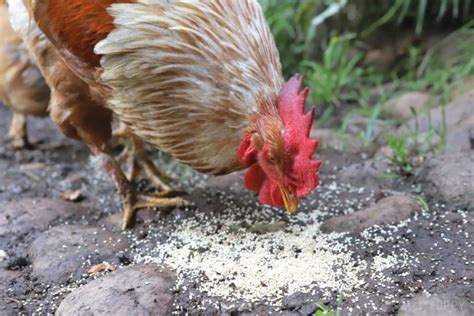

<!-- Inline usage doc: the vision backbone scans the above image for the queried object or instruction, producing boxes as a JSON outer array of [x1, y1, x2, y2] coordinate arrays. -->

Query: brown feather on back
[[8, 0, 113, 150]]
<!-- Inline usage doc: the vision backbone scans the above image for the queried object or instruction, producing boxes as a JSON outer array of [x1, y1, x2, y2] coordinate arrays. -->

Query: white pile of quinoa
[[130, 179, 414, 304]]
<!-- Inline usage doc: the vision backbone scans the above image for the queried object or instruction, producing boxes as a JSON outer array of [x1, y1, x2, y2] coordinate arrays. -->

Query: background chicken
[[7, 0, 171, 190], [16, 0, 321, 228], [0, 0, 49, 148]]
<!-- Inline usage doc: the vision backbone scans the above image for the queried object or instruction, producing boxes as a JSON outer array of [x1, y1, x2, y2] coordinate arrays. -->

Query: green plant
[[315, 303, 338, 316], [314, 291, 343, 316], [385, 134, 415, 177], [304, 33, 364, 107], [259, 0, 321, 73], [384, 108, 431, 178]]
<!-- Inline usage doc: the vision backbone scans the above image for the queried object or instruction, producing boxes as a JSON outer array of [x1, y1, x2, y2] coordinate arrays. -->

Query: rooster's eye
[[267, 154, 276, 164]]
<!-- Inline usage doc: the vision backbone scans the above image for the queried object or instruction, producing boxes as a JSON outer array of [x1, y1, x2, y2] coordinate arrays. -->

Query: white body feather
[[96, 0, 282, 174]]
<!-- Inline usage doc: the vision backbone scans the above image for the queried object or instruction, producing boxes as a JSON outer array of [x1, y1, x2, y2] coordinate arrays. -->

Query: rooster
[[0, 0, 49, 148], [15, 0, 321, 228]]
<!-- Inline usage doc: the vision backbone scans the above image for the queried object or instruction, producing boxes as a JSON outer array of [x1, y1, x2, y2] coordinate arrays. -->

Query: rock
[[451, 75, 474, 99], [99, 212, 123, 230], [311, 128, 365, 153], [384, 91, 432, 120], [419, 151, 473, 207], [364, 48, 402, 71], [400, 91, 474, 150], [320, 196, 421, 234], [398, 292, 474, 316], [29, 225, 129, 284], [0, 199, 87, 237], [298, 303, 317, 315], [281, 291, 318, 315], [56, 264, 175, 316], [282, 291, 315, 309], [425, 30, 474, 68], [339, 153, 393, 190], [363, 31, 414, 72]]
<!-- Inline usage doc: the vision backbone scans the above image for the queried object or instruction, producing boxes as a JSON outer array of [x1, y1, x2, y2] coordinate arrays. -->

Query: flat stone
[[29, 225, 129, 284], [398, 292, 474, 316], [56, 264, 175, 316], [419, 151, 473, 207], [320, 196, 421, 234], [384, 91, 432, 120], [0, 198, 87, 237], [280, 291, 318, 315]]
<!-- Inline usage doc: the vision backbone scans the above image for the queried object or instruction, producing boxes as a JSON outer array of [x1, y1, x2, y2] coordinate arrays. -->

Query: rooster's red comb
[[278, 74, 321, 197]]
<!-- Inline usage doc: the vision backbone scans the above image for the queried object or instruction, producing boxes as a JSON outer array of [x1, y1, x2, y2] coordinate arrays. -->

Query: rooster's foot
[[99, 151, 188, 229], [112, 125, 171, 192], [122, 191, 189, 229]]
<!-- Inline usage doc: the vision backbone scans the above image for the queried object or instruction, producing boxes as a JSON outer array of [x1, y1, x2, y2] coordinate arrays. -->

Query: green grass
[[259, 0, 322, 73], [385, 134, 417, 177], [304, 33, 365, 107]]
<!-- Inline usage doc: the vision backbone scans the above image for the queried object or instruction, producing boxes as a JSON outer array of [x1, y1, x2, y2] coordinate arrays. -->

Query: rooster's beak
[[279, 186, 300, 215]]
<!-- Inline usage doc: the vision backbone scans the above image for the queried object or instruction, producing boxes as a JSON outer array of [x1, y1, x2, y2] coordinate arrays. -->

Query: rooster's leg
[[8, 112, 30, 149], [99, 151, 188, 229], [113, 126, 171, 192], [109, 120, 129, 147]]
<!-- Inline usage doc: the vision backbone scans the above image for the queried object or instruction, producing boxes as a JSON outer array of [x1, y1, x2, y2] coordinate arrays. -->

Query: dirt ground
[[0, 105, 472, 315]]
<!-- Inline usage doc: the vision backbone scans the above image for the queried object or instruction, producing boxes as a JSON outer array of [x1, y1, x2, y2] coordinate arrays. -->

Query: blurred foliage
[[259, 0, 321, 72], [261, 0, 474, 68], [260, 0, 474, 119], [303, 33, 365, 106], [260, 0, 474, 179]]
